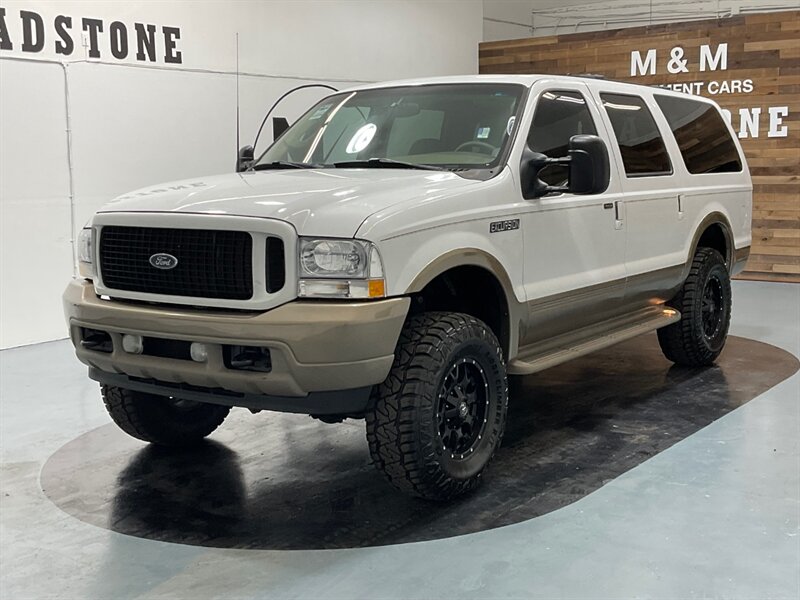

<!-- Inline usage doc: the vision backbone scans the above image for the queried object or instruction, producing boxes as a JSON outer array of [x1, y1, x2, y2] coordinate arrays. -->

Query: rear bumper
[[63, 280, 409, 411]]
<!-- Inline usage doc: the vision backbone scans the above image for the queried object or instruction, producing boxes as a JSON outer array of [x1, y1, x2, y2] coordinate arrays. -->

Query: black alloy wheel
[[367, 312, 508, 501], [658, 247, 732, 367], [701, 274, 725, 340], [437, 358, 490, 460]]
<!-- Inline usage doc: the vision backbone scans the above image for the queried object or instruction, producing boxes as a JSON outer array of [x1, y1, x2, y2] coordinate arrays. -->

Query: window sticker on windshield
[[476, 127, 491, 139], [309, 104, 333, 120], [506, 116, 516, 136], [345, 123, 377, 154]]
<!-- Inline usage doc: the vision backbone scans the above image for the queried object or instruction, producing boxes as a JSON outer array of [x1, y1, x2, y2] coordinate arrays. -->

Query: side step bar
[[508, 306, 681, 376]]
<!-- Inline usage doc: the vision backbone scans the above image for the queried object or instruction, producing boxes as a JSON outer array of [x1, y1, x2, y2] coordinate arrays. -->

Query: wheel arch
[[684, 212, 734, 279], [405, 249, 523, 360]]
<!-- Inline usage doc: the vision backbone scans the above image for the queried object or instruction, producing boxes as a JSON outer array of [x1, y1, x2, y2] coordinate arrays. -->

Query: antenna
[[251, 83, 339, 153], [235, 32, 240, 153]]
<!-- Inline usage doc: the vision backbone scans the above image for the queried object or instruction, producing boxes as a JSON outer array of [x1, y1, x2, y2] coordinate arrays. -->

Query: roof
[[345, 74, 546, 91], [341, 73, 720, 106]]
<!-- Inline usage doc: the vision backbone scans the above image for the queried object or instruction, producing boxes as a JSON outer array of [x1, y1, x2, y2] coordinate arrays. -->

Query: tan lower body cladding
[[63, 279, 410, 398]]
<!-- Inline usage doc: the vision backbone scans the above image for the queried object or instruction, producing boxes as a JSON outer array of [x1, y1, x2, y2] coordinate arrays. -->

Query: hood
[[98, 169, 479, 238]]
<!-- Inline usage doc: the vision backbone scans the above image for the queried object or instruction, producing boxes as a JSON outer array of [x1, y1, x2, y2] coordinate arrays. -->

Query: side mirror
[[236, 145, 254, 173], [520, 134, 610, 199], [568, 134, 610, 195]]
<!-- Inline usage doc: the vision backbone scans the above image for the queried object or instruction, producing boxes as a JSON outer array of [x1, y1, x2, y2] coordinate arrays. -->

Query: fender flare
[[405, 248, 524, 359], [683, 212, 735, 280]]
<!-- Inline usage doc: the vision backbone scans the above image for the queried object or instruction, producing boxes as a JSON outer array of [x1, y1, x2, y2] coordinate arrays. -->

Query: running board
[[508, 306, 681, 376]]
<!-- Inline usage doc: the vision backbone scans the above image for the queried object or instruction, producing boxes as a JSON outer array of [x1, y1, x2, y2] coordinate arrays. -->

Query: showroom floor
[[1, 280, 798, 600]]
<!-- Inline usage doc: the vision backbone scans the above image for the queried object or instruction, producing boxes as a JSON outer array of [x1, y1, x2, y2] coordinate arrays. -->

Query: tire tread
[[366, 312, 507, 501], [657, 247, 731, 367], [101, 385, 229, 446]]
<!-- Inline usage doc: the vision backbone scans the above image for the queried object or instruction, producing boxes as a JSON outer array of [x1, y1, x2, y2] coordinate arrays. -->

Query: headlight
[[298, 238, 385, 299], [77, 227, 95, 279], [300, 239, 369, 278]]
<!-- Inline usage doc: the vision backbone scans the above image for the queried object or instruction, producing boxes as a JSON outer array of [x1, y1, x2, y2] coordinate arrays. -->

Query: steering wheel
[[455, 140, 497, 155]]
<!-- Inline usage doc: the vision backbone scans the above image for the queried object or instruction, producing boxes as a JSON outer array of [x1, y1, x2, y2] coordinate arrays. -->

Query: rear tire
[[366, 312, 508, 501], [101, 385, 230, 446], [657, 247, 732, 367]]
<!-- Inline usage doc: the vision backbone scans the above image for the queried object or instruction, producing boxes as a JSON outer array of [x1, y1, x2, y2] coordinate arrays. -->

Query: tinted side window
[[654, 95, 742, 174], [600, 93, 671, 177], [528, 90, 597, 186]]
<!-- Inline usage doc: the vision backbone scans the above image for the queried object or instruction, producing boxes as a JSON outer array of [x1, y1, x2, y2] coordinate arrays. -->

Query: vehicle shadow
[[42, 334, 799, 550]]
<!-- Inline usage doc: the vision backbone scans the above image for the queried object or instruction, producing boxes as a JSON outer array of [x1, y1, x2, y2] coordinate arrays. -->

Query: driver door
[[519, 84, 627, 346]]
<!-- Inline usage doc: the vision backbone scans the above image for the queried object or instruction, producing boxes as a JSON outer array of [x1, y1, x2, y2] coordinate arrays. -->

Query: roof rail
[[566, 73, 607, 80]]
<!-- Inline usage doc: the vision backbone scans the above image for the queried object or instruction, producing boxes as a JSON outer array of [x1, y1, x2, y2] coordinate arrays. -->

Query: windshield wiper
[[332, 158, 446, 171], [251, 160, 319, 171]]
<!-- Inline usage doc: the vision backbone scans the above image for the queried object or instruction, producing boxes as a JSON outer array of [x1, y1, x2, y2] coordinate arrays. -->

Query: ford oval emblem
[[149, 253, 179, 270]]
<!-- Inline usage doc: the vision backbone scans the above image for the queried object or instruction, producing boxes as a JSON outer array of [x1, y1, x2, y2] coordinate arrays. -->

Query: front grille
[[266, 236, 285, 293], [99, 226, 254, 300]]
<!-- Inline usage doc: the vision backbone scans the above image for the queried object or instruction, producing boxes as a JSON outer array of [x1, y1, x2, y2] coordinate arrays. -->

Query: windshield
[[253, 83, 525, 171]]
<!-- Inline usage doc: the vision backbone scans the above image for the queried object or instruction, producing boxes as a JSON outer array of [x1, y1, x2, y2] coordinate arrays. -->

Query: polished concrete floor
[[1, 280, 799, 599]]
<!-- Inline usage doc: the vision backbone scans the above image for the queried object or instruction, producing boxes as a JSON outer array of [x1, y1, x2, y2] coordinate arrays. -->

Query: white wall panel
[[0, 1, 482, 79], [0, 60, 74, 348], [67, 64, 352, 233]]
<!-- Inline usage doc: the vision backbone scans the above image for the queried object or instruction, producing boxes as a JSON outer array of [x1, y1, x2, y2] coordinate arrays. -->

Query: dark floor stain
[[41, 334, 798, 550]]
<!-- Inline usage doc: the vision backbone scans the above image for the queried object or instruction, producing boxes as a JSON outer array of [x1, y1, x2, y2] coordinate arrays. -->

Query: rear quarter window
[[600, 93, 672, 177], [654, 95, 742, 174]]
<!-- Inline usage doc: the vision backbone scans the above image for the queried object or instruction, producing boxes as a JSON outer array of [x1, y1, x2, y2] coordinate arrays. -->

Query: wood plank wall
[[479, 11, 800, 282]]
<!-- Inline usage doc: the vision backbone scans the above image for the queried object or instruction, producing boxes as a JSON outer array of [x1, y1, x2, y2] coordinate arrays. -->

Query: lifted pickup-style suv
[[65, 75, 751, 500]]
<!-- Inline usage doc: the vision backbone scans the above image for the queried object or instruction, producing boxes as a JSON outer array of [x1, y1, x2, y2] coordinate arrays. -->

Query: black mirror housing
[[236, 145, 255, 173], [567, 134, 610, 195], [521, 134, 610, 199], [519, 149, 553, 199]]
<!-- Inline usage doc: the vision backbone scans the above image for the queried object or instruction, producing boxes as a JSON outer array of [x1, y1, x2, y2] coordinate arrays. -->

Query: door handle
[[614, 201, 624, 230]]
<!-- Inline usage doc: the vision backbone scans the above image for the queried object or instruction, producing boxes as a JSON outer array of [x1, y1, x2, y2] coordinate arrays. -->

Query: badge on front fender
[[489, 219, 520, 233]]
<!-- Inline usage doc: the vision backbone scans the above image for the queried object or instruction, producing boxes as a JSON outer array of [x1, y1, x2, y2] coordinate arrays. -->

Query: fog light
[[190, 342, 209, 363], [121, 334, 143, 354]]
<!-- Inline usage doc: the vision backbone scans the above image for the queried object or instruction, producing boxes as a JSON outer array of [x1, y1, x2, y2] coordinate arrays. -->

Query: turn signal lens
[[368, 279, 386, 298], [298, 278, 386, 299]]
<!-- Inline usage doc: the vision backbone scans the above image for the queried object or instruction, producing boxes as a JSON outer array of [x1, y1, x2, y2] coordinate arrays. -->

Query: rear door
[[589, 89, 685, 305]]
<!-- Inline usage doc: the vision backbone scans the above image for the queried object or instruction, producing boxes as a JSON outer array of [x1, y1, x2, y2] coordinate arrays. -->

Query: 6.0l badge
[[149, 253, 179, 270]]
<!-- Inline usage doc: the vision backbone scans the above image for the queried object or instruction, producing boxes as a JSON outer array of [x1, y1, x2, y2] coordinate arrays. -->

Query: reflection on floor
[[41, 336, 798, 550], [1, 281, 799, 599]]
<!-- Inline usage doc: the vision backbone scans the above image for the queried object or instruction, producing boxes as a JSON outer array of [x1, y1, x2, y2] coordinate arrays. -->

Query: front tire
[[657, 247, 732, 367], [101, 385, 230, 446], [366, 312, 508, 501]]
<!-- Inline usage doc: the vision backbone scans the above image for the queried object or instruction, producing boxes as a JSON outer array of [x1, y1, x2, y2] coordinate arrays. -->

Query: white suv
[[64, 75, 751, 500]]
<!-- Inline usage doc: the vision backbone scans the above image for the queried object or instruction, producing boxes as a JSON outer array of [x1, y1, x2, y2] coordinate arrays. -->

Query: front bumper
[[63, 280, 409, 412]]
